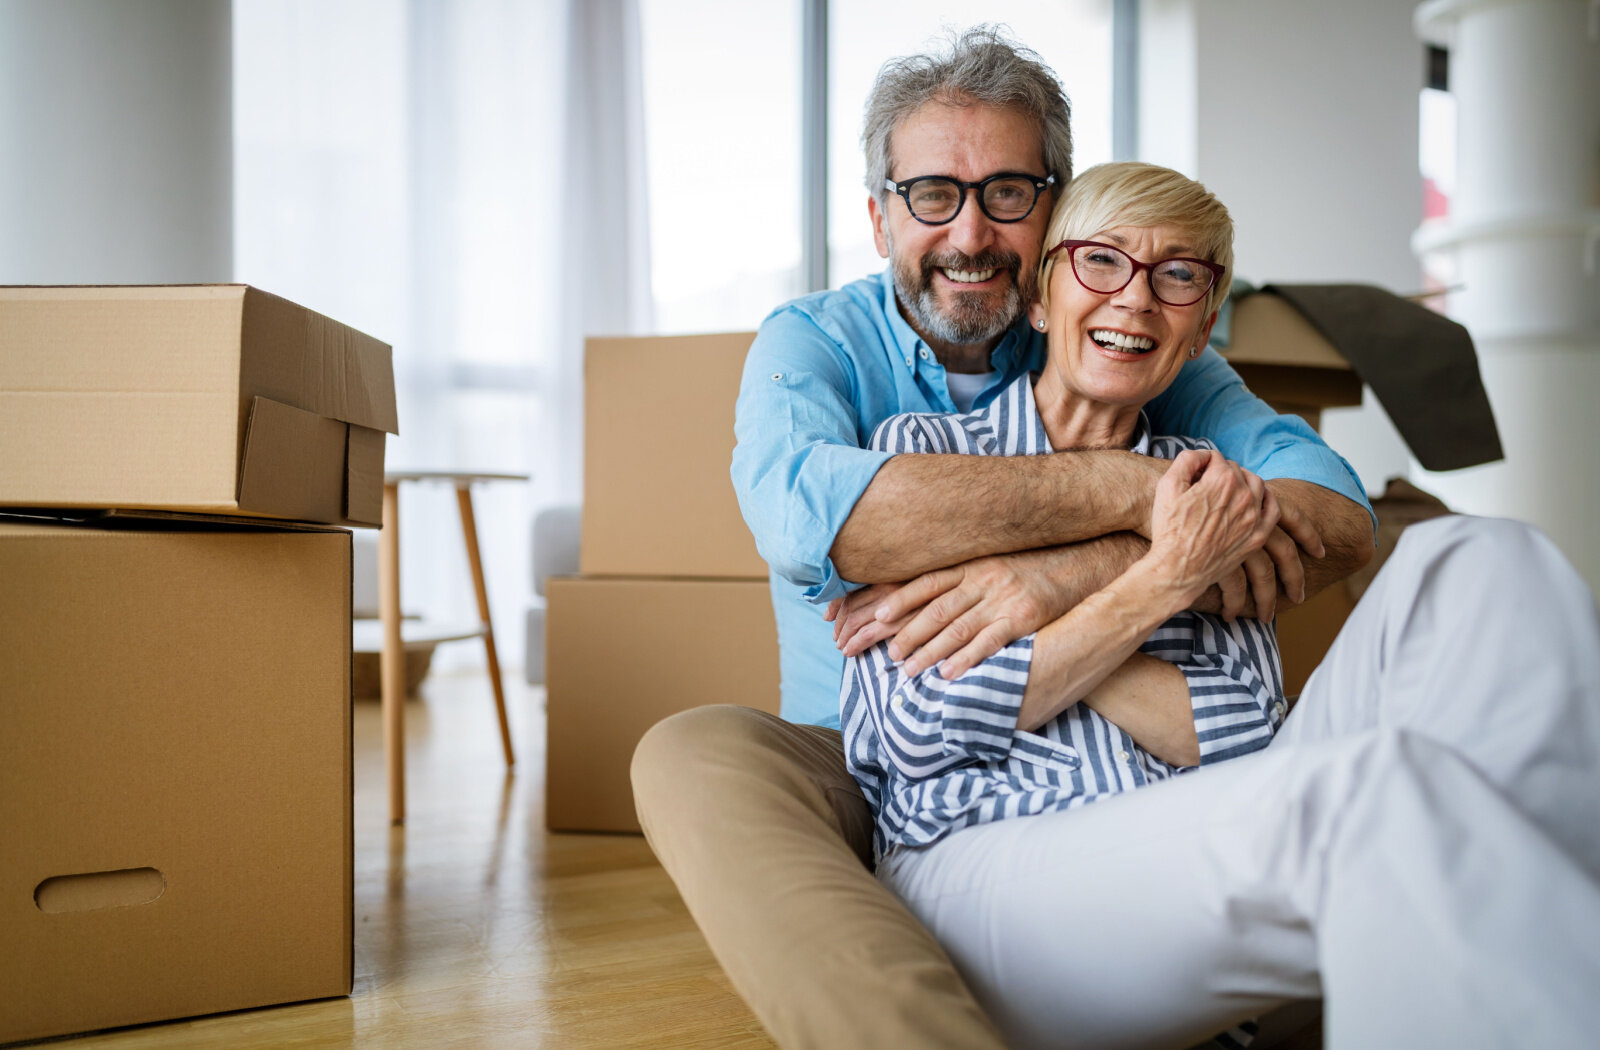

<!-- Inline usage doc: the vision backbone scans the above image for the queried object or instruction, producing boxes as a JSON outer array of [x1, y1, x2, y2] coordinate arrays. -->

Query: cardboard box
[[0, 520, 353, 1043], [545, 576, 780, 832], [581, 332, 767, 578], [1219, 291, 1364, 431], [0, 285, 398, 527]]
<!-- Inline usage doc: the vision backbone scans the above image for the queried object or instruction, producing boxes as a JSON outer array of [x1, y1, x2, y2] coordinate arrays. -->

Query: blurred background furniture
[[524, 504, 582, 686], [378, 470, 529, 824]]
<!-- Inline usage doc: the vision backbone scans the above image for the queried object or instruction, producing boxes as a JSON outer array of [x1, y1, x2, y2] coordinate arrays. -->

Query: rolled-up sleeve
[[1148, 349, 1375, 527], [731, 310, 893, 603], [1179, 650, 1281, 765], [857, 639, 1034, 781]]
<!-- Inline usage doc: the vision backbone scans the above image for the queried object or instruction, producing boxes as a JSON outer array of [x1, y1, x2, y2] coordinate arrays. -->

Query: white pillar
[[1412, 0, 1600, 591], [0, 0, 232, 284], [1140, 0, 1422, 494]]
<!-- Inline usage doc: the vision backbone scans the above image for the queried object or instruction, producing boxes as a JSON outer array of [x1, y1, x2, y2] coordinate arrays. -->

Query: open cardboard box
[[0, 285, 398, 527], [0, 518, 353, 1043], [1218, 291, 1364, 428]]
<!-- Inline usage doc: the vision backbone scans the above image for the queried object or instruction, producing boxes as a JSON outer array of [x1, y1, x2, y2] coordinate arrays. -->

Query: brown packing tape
[[344, 426, 386, 526], [236, 397, 349, 524]]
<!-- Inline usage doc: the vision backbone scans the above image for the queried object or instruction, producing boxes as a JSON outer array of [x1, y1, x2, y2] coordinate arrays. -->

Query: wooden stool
[[378, 471, 528, 824]]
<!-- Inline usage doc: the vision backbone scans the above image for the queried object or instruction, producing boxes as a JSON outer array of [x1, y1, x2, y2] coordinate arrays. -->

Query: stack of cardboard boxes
[[545, 333, 779, 833], [0, 286, 397, 1043]]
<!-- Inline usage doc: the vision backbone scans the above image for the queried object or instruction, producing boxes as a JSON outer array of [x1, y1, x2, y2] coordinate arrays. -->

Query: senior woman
[[843, 162, 1600, 1050]]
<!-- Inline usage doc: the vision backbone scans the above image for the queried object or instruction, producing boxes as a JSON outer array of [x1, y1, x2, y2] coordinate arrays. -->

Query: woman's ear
[[1027, 300, 1047, 330], [1194, 308, 1219, 353]]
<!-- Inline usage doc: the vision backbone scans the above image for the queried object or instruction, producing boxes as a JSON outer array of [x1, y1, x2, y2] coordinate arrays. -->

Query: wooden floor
[[52, 672, 776, 1049]]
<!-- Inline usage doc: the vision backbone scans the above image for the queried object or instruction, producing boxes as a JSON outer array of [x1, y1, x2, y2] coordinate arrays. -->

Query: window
[[828, 3, 1115, 287], [639, 0, 803, 333]]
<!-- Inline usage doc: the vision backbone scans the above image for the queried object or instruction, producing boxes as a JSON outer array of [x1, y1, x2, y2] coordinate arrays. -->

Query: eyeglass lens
[[1074, 244, 1214, 305], [905, 176, 1039, 223]]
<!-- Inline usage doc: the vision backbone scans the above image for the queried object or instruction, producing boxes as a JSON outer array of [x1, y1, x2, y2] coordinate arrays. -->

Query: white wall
[[1139, 0, 1421, 495], [0, 0, 231, 283]]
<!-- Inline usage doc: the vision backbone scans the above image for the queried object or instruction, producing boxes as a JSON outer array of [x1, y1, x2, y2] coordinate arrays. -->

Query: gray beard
[[887, 232, 1034, 349]]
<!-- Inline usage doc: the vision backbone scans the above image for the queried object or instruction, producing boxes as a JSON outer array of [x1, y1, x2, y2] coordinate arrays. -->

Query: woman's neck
[[1032, 367, 1143, 452]]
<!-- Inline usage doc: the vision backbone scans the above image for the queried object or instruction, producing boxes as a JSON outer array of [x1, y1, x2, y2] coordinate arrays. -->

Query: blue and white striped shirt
[[842, 371, 1287, 862]]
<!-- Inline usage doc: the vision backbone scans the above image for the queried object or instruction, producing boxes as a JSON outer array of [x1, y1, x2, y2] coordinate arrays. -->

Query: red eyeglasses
[[1046, 239, 1225, 307]]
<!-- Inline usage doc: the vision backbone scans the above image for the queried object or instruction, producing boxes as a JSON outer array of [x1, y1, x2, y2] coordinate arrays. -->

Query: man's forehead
[[888, 99, 1046, 176]]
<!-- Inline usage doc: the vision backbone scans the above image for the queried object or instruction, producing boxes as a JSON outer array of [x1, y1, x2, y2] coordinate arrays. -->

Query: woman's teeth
[[941, 267, 997, 283], [1089, 329, 1156, 353]]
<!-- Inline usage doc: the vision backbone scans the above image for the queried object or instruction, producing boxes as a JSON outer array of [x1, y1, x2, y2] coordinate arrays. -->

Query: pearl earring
[[1188, 346, 1199, 358], [1036, 319, 1047, 331]]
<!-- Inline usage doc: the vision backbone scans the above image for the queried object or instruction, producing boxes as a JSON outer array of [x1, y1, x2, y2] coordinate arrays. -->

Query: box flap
[[1219, 293, 1364, 412], [343, 426, 386, 527], [1261, 283, 1502, 471], [236, 397, 349, 525], [240, 288, 399, 435]]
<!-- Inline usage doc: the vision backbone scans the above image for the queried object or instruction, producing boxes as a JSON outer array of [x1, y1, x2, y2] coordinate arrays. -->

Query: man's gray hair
[[861, 25, 1073, 199]]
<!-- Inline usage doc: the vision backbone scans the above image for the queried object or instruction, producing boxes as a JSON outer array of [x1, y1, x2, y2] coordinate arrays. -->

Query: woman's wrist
[[1125, 552, 1203, 621]]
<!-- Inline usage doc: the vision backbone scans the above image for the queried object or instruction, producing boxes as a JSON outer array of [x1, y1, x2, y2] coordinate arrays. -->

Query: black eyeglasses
[[885, 172, 1055, 225], [1045, 239, 1225, 307]]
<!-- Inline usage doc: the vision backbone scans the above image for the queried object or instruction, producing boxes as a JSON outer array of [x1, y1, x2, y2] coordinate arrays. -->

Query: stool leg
[[457, 484, 516, 766], [378, 481, 406, 825]]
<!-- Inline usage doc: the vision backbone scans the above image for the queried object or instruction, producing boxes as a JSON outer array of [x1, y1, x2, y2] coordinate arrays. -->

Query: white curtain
[[234, 0, 652, 670]]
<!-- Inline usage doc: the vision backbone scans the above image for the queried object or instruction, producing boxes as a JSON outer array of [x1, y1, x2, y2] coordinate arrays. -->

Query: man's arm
[[828, 450, 1165, 583], [832, 475, 1371, 680]]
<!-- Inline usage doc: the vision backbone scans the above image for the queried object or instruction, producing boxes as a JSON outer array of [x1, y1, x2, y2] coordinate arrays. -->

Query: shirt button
[[904, 355, 913, 366], [918, 347, 930, 360], [1118, 750, 1132, 763], [1273, 701, 1287, 719]]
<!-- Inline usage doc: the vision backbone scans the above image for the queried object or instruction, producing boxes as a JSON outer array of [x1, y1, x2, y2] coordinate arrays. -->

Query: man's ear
[[868, 196, 889, 259]]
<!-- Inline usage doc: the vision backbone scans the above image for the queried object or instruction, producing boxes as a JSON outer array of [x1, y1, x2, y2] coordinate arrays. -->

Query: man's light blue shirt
[[731, 269, 1370, 729]]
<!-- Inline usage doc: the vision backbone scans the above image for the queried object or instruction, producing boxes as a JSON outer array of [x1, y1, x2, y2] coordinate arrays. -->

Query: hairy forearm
[[1270, 479, 1375, 597], [830, 451, 1162, 583]]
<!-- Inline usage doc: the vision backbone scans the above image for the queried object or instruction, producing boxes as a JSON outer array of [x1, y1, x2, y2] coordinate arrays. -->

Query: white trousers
[[877, 517, 1600, 1050]]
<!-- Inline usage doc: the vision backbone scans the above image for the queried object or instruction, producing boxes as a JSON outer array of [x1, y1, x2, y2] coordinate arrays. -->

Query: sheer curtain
[[234, 0, 651, 671]]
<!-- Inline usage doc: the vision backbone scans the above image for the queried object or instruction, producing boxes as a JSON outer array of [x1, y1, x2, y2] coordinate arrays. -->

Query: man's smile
[[938, 266, 999, 285]]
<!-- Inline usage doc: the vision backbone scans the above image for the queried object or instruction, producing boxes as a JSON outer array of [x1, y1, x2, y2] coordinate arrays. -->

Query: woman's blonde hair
[[1036, 162, 1234, 314]]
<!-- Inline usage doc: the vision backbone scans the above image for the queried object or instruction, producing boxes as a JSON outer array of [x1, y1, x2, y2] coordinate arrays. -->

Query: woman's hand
[[1147, 450, 1280, 610]]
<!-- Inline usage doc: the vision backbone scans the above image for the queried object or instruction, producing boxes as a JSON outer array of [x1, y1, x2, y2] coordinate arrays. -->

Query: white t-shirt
[[943, 369, 994, 413]]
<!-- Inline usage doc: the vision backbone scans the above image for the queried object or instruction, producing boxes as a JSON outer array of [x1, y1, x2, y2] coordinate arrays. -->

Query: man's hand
[[1202, 470, 1329, 620], [830, 538, 1146, 680], [871, 550, 1069, 679], [825, 583, 911, 656]]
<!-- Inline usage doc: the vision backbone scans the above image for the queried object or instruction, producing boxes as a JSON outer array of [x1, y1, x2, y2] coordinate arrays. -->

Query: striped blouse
[[842, 371, 1287, 862]]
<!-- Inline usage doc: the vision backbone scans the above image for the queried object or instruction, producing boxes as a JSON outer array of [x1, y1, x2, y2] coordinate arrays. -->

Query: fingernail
[[874, 605, 891, 621], [903, 660, 920, 676], [887, 643, 901, 661]]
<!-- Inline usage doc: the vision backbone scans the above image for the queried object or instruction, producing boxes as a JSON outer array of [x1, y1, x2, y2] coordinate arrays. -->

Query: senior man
[[634, 27, 1374, 1049], [733, 30, 1372, 730]]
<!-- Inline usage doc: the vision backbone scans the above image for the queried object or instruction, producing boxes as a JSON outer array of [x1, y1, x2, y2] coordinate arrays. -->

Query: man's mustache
[[918, 250, 1022, 284]]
